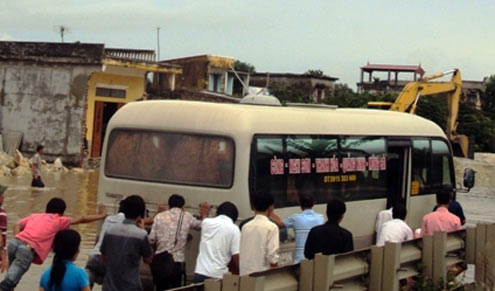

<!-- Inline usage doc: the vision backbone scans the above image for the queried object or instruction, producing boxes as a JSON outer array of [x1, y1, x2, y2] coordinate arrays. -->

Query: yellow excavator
[[368, 69, 469, 157]]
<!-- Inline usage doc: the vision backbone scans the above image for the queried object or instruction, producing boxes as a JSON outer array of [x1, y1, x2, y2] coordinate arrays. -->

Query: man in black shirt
[[304, 199, 353, 260]]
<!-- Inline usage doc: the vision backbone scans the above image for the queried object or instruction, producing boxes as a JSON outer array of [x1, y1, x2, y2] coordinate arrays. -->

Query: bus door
[[386, 140, 411, 208]]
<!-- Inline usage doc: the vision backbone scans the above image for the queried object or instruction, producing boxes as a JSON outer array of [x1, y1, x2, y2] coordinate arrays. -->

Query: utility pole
[[156, 27, 160, 61]]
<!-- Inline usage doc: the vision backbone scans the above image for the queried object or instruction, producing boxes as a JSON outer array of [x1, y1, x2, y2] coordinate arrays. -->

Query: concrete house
[[0, 41, 181, 163], [156, 55, 249, 102]]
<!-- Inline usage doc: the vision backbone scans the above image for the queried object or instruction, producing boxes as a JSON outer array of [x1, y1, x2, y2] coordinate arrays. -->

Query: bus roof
[[108, 100, 446, 138]]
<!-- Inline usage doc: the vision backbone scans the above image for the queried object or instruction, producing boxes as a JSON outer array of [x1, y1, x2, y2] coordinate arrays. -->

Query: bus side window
[[412, 139, 454, 195], [431, 140, 454, 190], [412, 139, 430, 194]]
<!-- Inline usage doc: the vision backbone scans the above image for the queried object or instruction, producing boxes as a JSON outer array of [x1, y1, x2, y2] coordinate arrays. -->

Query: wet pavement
[[0, 171, 493, 290]]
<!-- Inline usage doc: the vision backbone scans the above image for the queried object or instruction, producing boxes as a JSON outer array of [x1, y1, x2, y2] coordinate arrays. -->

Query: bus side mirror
[[463, 168, 475, 191]]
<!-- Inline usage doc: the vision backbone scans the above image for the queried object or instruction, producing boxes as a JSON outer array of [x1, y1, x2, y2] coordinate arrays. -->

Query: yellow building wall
[[86, 71, 146, 142]]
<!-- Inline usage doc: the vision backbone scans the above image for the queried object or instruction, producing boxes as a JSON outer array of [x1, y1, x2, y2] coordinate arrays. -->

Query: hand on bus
[[157, 203, 166, 213], [97, 203, 107, 216], [199, 202, 211, 219]]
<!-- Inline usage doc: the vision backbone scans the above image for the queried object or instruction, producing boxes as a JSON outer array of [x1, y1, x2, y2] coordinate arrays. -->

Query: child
[[40, 229, 90, 291], [0, 198, 106, 290]]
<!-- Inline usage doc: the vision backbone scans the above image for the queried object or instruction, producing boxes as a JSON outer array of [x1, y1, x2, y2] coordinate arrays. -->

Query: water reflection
[[0, 171, 101, 291]]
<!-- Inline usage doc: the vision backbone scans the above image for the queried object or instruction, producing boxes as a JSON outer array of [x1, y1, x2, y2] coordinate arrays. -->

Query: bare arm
[[13, 220, 24, 236], [143, 203, 166, 225], [32, 162, 38, 178], [269, 212, 285, 228], [71, 203, 107, 225], [40, 288, 44, 291], [82, 286, 90, 291], [231, 254, 239, 275], [143, 256, 152, 265]]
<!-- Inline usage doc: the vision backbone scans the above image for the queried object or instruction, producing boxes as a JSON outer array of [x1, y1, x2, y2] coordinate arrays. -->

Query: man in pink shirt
[[420, 190, 461, 236], [0, 197, 106, 290]]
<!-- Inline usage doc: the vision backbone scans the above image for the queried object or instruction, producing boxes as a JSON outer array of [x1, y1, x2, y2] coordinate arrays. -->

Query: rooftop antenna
[[54, 25, 71, 43]]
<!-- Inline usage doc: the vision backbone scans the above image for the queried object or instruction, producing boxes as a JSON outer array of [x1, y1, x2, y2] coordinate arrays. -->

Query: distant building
[[249, 73, 338, 103], [357, 63, 486, 109], [86, 48, 180, 157], [357, 63, 425, 94], [0, 41, 180, 163], [156, 55, 249, 102], [462, 79, 486, 110]]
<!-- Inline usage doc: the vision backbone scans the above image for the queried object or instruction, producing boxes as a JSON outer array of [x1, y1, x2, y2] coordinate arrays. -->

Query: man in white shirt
[[240, 193, 279, 276], [376, 204, 413, 247], [375, 207, 393, 239], [194, 202, 240, 282]]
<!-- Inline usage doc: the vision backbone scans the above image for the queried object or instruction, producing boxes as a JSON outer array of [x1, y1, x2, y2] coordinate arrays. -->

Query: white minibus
[[97, 97, 472, 272]]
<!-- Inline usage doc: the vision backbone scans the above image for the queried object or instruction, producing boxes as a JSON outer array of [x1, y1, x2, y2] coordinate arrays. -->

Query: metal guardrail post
[[432, 232, 447, 286], [313, 253, 335, 291], [465, 227, 476, 264], [369, 246, 383, 291], [204, 279, 222, 291], [475, 224, 487, 284], [422, 235, 433, 277], [484, 224, 495, 289], [223, 274, 240, 291], [382, 242, 400, 291], [299, 259, 314, 291], [239, 275, 264, 291]]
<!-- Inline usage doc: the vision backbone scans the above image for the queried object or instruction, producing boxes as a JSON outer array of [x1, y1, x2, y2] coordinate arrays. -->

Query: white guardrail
[[171, 224, 495, 291]]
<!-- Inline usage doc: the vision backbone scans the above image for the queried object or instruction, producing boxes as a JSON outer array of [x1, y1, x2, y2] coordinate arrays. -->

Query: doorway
[[91, 101, 125, 157], [386, 142, 411, 208]]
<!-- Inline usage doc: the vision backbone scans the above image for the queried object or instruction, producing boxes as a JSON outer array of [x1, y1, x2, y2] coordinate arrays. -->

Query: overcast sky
[[1, 0, 493, 88]]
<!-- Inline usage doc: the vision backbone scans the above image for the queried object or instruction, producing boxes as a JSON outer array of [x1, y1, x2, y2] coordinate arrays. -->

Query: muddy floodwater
[[0, 171, 102, 291], [0, 171, 493, 290]]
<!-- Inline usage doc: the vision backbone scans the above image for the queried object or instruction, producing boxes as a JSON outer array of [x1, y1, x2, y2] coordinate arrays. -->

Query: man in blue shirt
[[271, 195, 324, 264]]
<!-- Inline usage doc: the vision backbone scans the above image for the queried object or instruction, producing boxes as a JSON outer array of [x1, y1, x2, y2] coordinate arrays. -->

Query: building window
[[209, 74, 222, 93], [96, 87, 127, 98]]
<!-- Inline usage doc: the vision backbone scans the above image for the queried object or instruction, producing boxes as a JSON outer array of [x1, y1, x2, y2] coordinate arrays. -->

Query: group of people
[[375, 189, 464, 247], [0, 182, 466, 291]]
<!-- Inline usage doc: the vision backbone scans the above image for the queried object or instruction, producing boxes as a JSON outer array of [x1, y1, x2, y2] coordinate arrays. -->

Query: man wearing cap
[[0, 185, 8, 273]]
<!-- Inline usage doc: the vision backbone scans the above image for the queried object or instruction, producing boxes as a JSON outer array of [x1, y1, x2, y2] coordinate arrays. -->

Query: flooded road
[[0, 171, 493, 290], [0, 171, 102, 291]]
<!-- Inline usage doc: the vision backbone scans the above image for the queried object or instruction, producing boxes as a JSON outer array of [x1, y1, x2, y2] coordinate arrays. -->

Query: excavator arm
[[368, 69, 469, 157]]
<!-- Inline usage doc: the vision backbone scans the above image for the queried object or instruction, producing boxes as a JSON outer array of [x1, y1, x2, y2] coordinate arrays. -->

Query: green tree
[[482, 75, 495, 114], [304, 69, 327, 78], [415, 95, 448, 131], [268, 82, 314, 104], [234, 60, 256, 73], [458, 103, 495, 152]]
